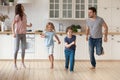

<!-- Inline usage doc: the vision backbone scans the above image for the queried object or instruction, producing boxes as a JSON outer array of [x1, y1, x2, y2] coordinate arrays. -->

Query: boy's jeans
[[64, 49, 75, 71], [89, 37, 103, 67]]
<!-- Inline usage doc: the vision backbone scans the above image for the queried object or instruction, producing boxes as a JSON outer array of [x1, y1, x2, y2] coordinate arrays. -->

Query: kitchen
[[0, 0, 120, 80]]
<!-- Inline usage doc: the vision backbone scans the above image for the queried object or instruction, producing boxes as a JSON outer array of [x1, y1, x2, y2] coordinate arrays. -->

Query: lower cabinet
[[0, 34, 12, 59], [35, 35, 48, 59], [111, 35, 120, 60], [76, 35, 88, 60], [0, 34, 120, 60], [54, 35, 65, 60]]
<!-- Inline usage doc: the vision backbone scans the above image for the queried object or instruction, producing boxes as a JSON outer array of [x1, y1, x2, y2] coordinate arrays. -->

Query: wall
[[0, 0, 86, 32]]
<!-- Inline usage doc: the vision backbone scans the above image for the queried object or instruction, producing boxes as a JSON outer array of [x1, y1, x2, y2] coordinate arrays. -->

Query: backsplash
[[47, 20, 86, 32]]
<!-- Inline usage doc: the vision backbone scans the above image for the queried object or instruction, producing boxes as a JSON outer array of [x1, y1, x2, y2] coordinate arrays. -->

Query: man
[[86, 7, 108, 69]]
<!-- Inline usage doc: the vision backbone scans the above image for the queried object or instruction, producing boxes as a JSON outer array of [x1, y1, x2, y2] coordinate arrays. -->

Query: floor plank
[[0, 60, 120, 80]]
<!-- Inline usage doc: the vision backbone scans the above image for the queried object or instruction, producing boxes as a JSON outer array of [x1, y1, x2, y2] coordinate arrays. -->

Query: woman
[[12, 4, 32, 70]]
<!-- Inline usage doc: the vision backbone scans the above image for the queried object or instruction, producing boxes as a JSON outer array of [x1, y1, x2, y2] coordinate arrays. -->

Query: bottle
[[59, 23, 63, 32]]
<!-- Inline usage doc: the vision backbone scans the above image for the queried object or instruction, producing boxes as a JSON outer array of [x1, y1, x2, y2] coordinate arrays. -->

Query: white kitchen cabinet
[[76, 35, 87, 60], [0, 34, 12, 59], [49, 0, 60, 19], [111, 35, 120, 60], [111, 8, 120, 30], [88, 0, 97, 9], [98, 0, 111, 8], [35, 35, 48, 59], [75, 0, 85, 19], [49, 0, 96, 19], [111, 0, 120, 8], [97, 8, 112, 31], [98, 0, 120, 32], [62, 0, 73, 18], [54, 35, 65, 60], [97, 0, 112, 28]]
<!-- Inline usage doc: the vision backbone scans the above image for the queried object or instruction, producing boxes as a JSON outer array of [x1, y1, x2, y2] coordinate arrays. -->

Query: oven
[[18, 34, 35, 53]]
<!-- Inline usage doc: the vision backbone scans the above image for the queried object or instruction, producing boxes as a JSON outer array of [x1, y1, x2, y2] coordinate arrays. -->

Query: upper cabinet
[[49, 0, 60, 19], [75, 0, 85, 19], [0, 0, 14, 6], [98, 0, 120, 32], [49, 0, 97, 20], [62, 0, 73, 18], [88, 0, 97, 9]]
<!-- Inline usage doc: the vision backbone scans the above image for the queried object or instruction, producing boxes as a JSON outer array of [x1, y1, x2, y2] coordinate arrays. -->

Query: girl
[[64, 26, 76, 72], [41, 22, 61, 69], [12, 4, 32, 70]]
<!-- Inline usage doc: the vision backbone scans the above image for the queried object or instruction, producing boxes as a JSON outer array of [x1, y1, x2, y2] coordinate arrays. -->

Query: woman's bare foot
[[50, 63, 54, 69], [14, 65, 18, 70], [22, 63, 26, 68]]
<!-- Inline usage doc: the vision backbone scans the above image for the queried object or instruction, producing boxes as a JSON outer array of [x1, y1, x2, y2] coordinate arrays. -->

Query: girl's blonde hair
[[45, 22, 55, 31]]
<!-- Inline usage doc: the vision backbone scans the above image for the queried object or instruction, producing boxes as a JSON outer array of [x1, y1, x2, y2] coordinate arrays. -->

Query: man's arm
[[102, 22, 108, 42], [86, 26, 89, 41]]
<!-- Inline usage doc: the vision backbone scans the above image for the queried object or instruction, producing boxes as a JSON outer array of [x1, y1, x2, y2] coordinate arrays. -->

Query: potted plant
[[71, 24, 82, 32], [9, 0, 14, 6], [76, 25, 81, 32], [71, 24, 78, 32], [0, 14, 9, 32]]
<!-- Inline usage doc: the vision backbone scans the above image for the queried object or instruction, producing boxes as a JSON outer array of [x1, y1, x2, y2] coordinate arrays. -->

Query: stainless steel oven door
[[18, 34, 35, 53]]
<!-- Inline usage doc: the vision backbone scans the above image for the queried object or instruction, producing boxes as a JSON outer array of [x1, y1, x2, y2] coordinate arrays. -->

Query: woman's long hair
[[15, 4, 23, 20]]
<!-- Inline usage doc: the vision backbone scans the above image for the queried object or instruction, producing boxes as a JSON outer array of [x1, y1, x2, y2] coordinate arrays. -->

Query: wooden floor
[[0, 60, 120, 80]]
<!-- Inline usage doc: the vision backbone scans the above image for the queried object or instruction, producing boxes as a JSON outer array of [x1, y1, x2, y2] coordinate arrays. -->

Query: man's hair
[[89, 7, 97, 14]]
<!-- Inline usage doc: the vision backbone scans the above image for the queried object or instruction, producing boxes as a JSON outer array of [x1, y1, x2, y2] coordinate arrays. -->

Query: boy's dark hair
[[66, 26, 73, 33], [89, 7, 97, 14]]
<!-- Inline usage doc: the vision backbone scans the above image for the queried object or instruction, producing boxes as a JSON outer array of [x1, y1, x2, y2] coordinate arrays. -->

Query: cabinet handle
[[111, 38, 114, 40], [79, 34, 82, 36], [104, 8, 107, 10], [117, 41, 120, 43], [117, 8, 119, 10]]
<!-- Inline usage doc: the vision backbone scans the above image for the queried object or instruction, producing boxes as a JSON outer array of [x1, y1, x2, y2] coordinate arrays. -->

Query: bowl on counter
[[35, 30, 43, 32]]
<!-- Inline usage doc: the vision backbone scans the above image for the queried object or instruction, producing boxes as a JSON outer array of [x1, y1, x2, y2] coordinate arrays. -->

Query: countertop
[[0, 31, 120, 35]]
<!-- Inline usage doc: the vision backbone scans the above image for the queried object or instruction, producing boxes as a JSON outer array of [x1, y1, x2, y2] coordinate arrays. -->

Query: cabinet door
[[35, 35, 48, 59], [111, 35, 120, 60], [98, 0, 111, 8], [98, 8, 112, 31], [111, 8, 120, 30], [75, 0, 85, 19], [88, 0, 97, 8], [62, 0, 73, 18], [49, 0, 60, 18], [111, 0, 120, 7], [0, 35, 12, 59], [54, 35, 64, 60], [76, 35, 87, 60]]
